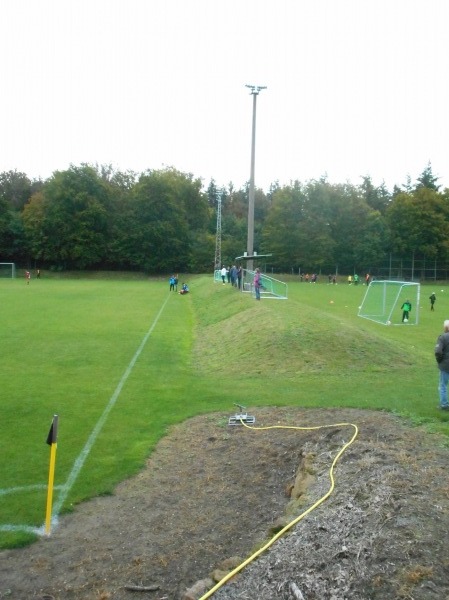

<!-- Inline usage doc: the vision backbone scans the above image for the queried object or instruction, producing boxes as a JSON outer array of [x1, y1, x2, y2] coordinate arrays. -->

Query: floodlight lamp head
[[245, 84, 267, 95]]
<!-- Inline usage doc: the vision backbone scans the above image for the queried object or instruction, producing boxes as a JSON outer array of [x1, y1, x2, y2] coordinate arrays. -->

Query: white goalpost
[[0, 263, 16, 278], [358, 280, 420, 325]]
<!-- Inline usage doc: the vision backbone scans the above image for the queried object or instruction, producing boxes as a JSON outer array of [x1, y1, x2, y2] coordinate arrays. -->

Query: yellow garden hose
[[198, 419, 359, 600]]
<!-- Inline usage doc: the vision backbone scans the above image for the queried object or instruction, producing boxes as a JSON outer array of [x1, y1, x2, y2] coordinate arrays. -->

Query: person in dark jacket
[[429, 292, 436, 311], [434, 320, 449, 410]]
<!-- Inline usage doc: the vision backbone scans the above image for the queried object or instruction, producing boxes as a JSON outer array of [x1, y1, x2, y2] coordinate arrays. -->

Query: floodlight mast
[[245, 84, 266, 271], [214, 189, 223, 270]]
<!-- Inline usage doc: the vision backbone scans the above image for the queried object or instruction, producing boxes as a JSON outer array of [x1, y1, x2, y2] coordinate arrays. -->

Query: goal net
[[358, 280, 420, 325], [213, 267, 288, 299], [0, 263, 16, 278], [241, 269, 288, 300]]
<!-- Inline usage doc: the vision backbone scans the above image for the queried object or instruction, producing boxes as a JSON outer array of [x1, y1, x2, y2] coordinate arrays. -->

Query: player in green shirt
[[401, 300, 412, 322]]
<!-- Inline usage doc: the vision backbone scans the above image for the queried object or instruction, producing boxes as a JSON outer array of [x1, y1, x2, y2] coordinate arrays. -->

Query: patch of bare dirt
[[1, 408, 449, 600]]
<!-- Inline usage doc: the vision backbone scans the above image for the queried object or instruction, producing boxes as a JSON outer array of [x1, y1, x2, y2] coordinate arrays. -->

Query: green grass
[[1, 274, 448, 548]]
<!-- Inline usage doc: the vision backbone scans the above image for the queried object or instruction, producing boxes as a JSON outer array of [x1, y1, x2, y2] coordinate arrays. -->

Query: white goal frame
[[0, 262, 16, 278], [213, 268, 288, 299], [358, 280, 420, 325]]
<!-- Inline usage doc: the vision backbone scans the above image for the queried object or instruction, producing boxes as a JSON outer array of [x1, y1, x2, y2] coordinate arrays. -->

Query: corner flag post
[[45, 415, 59, 535]]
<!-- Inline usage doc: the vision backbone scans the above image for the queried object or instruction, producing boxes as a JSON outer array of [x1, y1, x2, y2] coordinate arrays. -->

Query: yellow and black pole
[[45, 414, 59, 535]]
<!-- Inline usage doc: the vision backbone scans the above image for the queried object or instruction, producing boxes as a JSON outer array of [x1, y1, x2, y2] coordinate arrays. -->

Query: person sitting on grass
[[179, 283, 189, 295]]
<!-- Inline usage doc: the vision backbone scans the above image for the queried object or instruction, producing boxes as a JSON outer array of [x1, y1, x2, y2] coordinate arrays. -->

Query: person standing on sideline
[[430, 292, 436, 311], [237, 265, 242, 290], [254, 268, 262, 300], [230, 265, 237, 287], [434, 320, 449, 410], [169, 275, 175, 291], [25, 270, 31, 285], [401, 299, 412, 322], [220, 265, 227, 285]]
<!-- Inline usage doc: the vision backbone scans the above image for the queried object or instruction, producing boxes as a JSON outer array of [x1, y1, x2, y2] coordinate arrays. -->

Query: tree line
[[0, 162, 446, 274]]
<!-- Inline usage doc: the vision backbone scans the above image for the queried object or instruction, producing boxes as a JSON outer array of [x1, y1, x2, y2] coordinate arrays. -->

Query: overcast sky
[[1, 0, 448, 192]]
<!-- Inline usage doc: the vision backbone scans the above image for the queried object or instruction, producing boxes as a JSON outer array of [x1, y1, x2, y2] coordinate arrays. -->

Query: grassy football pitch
[[1, 274, 448, 548]]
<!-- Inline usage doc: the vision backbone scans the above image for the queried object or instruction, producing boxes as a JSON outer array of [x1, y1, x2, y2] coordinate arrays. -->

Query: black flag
[[46, 415, 59, 445]]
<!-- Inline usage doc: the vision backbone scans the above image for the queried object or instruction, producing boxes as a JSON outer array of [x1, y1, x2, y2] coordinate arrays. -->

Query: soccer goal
[[0, 262, 16, 278], [241, 269, 288, 300], [358, 280, 420, 325]]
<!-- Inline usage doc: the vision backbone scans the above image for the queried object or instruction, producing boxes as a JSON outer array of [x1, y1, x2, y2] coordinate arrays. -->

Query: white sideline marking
[[0, 485, 61, 534], [0, 524, 40, 534], [0, 484, 63, 497], [53, 294, 171, 517]]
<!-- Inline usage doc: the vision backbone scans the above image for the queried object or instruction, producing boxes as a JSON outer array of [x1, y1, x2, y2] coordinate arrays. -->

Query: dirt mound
[[1, 408, 449, 600]]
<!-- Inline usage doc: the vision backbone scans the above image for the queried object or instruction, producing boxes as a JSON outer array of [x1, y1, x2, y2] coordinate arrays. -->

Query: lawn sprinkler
[[228, 404, 255, 426]]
